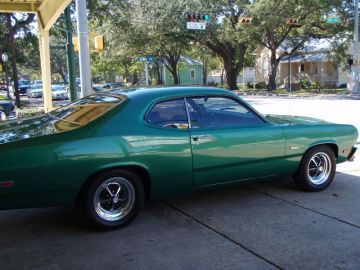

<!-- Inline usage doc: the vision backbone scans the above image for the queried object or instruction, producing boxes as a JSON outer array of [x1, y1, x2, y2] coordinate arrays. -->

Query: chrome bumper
[[347, 146, 357, 162]]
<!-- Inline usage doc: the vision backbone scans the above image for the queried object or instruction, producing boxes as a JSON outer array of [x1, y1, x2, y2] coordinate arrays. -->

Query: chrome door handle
[[192, 136, 200, 142]]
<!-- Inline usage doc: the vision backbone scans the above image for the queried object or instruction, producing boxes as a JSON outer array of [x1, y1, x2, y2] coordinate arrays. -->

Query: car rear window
[[0, 94, 124, 144]]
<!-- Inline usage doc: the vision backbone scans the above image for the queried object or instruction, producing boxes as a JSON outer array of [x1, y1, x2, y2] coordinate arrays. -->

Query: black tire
[[293, 145, 336, 191], [81, 169, 145, 230]]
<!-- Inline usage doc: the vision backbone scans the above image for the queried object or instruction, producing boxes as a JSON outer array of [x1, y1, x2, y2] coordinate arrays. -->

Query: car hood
[[30, 89, 43, 93], [265, 114, 330, 125], [52, 90, 67, 94]]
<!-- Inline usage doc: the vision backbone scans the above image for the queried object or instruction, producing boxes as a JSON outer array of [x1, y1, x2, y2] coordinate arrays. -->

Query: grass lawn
[[235, 85, 351, 95]]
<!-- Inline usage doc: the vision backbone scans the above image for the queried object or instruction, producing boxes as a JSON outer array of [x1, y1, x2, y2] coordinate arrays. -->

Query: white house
[[255, 38, 352, 89]]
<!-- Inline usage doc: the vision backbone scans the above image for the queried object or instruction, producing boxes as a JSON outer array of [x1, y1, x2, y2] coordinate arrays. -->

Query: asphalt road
[[0, 95, 359, 270]]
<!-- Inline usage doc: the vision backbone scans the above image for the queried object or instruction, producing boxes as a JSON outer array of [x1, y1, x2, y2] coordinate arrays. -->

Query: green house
[[160, 55, 203, 86]]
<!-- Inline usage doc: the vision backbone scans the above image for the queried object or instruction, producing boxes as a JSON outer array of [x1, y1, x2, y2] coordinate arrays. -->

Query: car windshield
[[31, 85, 43, 90], [19, 80, 30, 86], [52, 85, 65, 91], [0, 94, 125, 144]]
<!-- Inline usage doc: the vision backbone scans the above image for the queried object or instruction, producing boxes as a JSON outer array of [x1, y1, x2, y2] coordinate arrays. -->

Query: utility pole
[[65, 6, 77, 102], [243, 67, 245, 90], [75, 0, 92, 97], [145, 62, 149, 86], [1, 53, 11, 99], [354, 0, 359, 94]]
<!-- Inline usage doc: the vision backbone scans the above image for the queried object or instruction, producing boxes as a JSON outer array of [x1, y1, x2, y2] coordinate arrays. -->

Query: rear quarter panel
[[0, 96, 193, 209], [280, 123, 358, 176]]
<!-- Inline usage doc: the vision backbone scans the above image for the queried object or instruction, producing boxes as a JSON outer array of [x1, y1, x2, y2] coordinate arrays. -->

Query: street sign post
[[186, 22, 207, 30]]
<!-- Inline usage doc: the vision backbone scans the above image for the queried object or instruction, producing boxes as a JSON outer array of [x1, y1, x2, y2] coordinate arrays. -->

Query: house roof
[[281, 52, 329, 63], [160, 55, 202, 66], [279, 38, 333, 53]]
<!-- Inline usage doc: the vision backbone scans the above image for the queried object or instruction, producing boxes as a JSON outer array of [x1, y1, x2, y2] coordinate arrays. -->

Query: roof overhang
[[0, 0, 71, 30]]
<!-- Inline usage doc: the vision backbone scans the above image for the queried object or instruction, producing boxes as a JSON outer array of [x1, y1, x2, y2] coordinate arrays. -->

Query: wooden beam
[[37, 0, 71, 30], [37, 15, 53, 112], [0, 3, 40, 13]]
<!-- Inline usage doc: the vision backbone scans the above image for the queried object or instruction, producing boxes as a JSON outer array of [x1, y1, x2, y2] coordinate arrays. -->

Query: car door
[[186, 95, 285, 187]]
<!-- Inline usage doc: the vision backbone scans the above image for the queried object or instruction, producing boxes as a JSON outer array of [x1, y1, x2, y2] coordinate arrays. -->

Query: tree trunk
[[7, 13, 21, 107], [223, 57, 242, 90], [203, 42, 246, 90], [202, 58, 208, 85], [220, 69, 224, 87], [163, 51, 180, 85], [170, 67, 179, 85], [132, 71, 138, 85], [267, 49, 280, 91], [155, 60, 162, 85]]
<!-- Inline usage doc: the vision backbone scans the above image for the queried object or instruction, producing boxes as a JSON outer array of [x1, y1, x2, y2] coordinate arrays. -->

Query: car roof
[[108, 86, 236, 101]]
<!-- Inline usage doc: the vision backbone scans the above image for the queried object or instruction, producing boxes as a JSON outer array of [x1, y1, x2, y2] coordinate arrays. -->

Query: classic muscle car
[[0, 87, 357, 230]]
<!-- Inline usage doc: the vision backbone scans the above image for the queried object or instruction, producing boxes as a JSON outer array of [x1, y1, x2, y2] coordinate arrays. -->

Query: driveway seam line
[[162, 200, 283, 270], [247, 186, 360, 230]]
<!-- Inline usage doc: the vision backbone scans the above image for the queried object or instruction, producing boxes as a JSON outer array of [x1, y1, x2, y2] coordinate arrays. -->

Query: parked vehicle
[[0, 87, 357, 230], [0, 81, 7, 91], [27, 85, 43, 98], [102, 82, 124, 90], [0, 99, 15, 119], [51, 85, 68, 100], [32, 80, 43, 86], [17, 79, 31, 95]]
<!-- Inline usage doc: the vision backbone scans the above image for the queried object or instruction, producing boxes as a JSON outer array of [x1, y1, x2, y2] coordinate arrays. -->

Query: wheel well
[[76, 165, 151, 202], [326, 143, 338, 158], [307, 143, 338, 158]]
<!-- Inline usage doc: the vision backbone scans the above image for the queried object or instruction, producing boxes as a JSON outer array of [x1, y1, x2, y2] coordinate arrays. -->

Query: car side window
[[186, 96, 265, 129], [145, 98, 189, 129]]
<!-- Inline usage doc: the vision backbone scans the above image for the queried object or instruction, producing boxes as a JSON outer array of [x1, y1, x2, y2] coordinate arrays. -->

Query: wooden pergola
[[0, 0, 72, 112]]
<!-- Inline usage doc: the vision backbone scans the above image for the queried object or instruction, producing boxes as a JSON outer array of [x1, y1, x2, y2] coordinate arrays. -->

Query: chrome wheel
[[307, 152, 332, 185], [94, 177, 135, 222]]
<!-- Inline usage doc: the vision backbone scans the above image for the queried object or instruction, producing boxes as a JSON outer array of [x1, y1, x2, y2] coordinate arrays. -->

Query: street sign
[[137, 55, 155, 62], [326, 17, 341, 24], [186, 22, 207, 30]]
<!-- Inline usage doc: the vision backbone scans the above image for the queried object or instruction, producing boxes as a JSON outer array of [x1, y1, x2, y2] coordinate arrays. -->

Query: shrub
[[16, 107, 45, 119], [246, 81, 266, 89]]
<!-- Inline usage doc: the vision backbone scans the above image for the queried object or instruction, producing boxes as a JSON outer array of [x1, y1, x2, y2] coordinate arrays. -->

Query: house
[[160, 55, 203, 86], [255, 38, 351, 89]]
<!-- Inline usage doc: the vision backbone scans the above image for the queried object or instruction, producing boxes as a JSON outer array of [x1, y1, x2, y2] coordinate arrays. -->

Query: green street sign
[[326, 17, 341, 24], [137, 55, 155, 62]]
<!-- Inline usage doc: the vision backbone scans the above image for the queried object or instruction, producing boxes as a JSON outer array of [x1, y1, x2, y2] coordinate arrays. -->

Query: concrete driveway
[[0, 160, 359, 270]]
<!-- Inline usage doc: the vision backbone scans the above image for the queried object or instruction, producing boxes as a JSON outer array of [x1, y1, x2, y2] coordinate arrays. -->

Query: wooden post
[[38, 17, 52, 112]]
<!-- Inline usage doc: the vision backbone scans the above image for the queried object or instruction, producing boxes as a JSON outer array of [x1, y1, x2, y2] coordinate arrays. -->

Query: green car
[[0, 87, 357, 230]]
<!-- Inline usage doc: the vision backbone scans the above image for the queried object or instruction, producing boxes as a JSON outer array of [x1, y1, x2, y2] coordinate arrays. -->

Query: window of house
[[190, 69, 196, 79], [145, 98, 188, 129], [301, 64, 305, 72], [186, 96, 265, 129]]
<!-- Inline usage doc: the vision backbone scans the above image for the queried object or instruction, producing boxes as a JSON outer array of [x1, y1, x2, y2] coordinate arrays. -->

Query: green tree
[[247, 0, 351, 90]]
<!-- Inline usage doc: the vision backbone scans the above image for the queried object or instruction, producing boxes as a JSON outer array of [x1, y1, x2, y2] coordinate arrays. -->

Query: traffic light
[[238, 17, 252, 24], [72, 37, 79, 52], [185, 13, 209, 22], [202, 15, 210, 22], [286, 18, 299, 25], [94, 35, 105, 52]]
